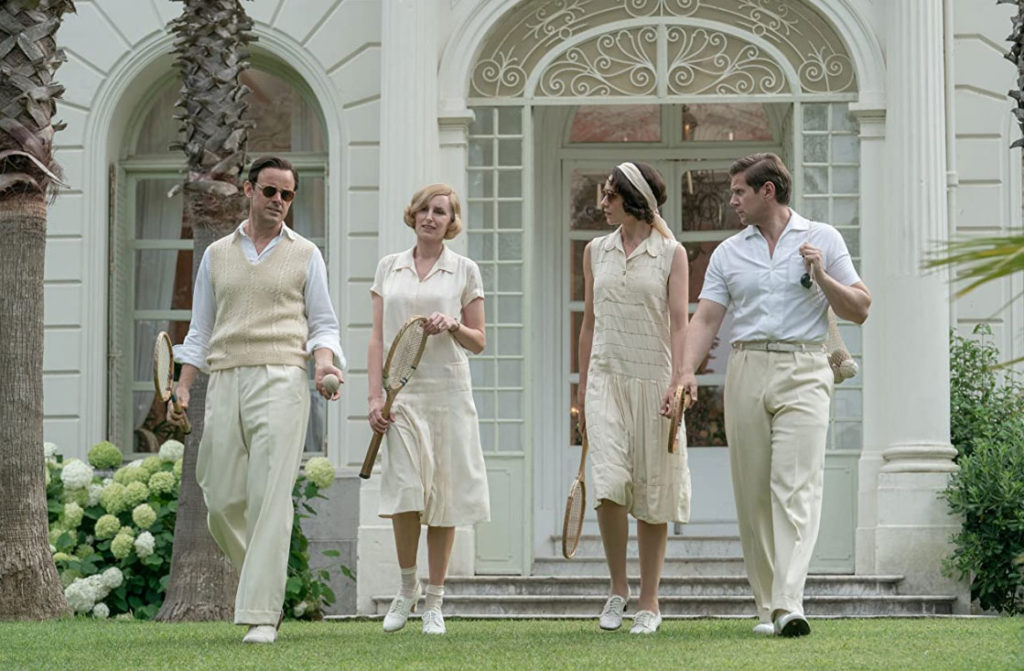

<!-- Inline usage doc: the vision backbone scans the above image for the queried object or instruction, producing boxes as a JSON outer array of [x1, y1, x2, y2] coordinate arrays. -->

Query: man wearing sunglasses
[[679, 153, 870, 639], [170, 155, 345, 644]]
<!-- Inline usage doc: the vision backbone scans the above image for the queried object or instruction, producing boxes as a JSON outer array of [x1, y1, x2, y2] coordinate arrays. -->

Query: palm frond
[[925, 235, 1024, 297]]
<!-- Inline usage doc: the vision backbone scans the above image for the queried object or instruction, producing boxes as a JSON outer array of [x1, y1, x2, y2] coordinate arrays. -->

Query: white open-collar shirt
[[175, 221, 345, 372], [698, 210, 861, 344]]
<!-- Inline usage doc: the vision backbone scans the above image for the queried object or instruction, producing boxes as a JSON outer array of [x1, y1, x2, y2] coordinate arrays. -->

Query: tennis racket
[[666, 385, 690, 454], [562, 407, 589, 559], [153, 331, 190, 434], [359, 316, 429, 479]]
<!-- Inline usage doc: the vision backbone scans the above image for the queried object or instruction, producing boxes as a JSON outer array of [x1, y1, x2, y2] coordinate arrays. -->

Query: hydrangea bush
[[285, 456, 354, 620], [45, 440, 183, 619], [46, 443, 349, 620]]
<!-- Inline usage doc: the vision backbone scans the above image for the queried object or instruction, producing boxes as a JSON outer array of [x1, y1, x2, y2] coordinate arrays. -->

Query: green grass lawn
[[0, 617, 1021, 670]]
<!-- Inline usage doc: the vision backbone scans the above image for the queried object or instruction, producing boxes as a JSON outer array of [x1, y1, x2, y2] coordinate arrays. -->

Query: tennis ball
[[322, 373, 340, 395]]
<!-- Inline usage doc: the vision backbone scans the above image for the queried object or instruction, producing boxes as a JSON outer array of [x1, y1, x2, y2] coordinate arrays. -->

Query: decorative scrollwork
[[525, 0, 588, 41], [737, 0, 797, 38], [469, 0, 857, 98], [539, 27, 658, 96], [667, 26, 787, 95], [473, 50, 528, 97], [624, 0, 700, 18], [798, 46, 856, 93]]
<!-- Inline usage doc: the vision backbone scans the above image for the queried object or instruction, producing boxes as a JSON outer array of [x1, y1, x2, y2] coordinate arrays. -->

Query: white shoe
[[629, 609, 662, 634], [242, 625, 276, 644], [421, 608, 446, 635], [753, 622, 775, 636], [383, 589, 420, 632], [599, 594, 628, 630], [774, 611, 811, 637]]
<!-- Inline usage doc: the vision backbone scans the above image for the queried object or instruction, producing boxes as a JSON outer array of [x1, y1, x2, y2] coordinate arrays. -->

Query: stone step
[[438, 574, 903, 597], [532, 556, 748, 576], [550, 534, 744, 558], [371, 593, 958, 618]]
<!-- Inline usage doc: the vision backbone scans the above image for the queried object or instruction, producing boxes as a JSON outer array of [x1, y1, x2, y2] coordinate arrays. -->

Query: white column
[[438, 101, 475, 256], [866, 0, 966, 607], [376, 0, 442, 256]]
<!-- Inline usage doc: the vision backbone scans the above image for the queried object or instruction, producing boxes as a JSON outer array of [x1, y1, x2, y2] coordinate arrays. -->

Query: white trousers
[[196, 364, 310, 625], [724, 348, 833, 621]]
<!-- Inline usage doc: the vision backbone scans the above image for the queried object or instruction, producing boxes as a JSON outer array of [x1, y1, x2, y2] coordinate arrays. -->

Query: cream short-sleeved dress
[[585, 228, 691, 524], [371, 245, 490, 527]]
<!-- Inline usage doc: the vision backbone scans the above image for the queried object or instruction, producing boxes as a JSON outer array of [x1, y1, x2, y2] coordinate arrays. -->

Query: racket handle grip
[[360, 431, 385, 479], [171, 395, 191, 435]]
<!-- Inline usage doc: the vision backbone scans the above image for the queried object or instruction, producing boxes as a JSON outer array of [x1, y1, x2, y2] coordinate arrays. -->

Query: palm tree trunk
[[0, 194, 70, 619], [155, 188, 245, 621]]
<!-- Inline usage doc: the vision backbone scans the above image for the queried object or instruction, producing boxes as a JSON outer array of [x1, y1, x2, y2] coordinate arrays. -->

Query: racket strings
[[387, 321, 426, 386]]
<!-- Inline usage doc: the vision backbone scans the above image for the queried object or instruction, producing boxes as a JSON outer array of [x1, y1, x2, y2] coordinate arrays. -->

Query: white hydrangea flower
[[64, 576, 103, 613], [134, 531, 155, 558], [86, 483, 103, 507], [63, 502, 84, 528], [293, 601, 308, 618], [304, 457, 335, 489], [102, 477, 113, 487], [49, 544, 56, 553], [101, 567, 124, 590], [92, 602, 110, 619], [60, 459, 94, 490], [158, 440, 184, 463], [43, 442, 58, 459]]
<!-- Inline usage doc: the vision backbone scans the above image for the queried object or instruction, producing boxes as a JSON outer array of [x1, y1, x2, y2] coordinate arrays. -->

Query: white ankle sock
[[424, 583, 444, 611], [400, 566, 418, 598]]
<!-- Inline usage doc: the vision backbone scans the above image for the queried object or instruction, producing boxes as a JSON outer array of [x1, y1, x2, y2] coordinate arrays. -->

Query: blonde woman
[[577, 162, 691, 634], [368, 184, 489, 635]]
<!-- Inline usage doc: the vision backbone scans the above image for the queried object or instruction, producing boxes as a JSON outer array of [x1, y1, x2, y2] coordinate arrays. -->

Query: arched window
[[109, 58, 329, 455]]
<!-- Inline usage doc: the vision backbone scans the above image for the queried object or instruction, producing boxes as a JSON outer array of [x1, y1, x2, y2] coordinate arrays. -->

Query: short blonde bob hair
[[403, 183, 463, 239]]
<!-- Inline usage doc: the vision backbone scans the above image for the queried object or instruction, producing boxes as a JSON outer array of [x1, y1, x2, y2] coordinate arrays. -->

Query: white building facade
[[46, 0, 1019, 614]]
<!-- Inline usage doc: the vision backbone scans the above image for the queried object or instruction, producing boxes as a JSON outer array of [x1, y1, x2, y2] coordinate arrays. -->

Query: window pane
[[570, 169, 610, 231], [134, 250, 193, 310], [243, 69, 325, 153], [680, 169, 742, 233], [571, 240, 588, 302], [680, 104, 773, 142], [135, 179, 188, 240], [570, 104, 661, 143], [135, 81, 180, 154], [288, 176, 325, 239]]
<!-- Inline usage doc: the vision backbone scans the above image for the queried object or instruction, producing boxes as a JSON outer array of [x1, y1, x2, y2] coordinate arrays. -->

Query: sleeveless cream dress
[[585, 228, 691, 524]]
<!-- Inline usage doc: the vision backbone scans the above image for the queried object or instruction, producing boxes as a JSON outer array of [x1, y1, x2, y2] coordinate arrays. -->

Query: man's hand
[[679, 371, 698, 409], [167, 383, 190, 427], [315, 364, 344, 400], [799, 242, 826, 283]]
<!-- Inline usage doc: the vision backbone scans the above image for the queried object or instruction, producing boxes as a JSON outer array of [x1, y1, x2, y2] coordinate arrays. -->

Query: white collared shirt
[[699, 211, 861, 344], [174, 221, 345, 372]]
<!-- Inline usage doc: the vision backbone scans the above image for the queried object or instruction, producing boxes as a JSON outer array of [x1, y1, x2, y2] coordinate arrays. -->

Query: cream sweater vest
[[205, 232, 315, 371]]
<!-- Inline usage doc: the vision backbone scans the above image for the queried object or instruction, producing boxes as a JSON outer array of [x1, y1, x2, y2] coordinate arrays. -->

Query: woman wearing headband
[[577, 162, 691, 635]]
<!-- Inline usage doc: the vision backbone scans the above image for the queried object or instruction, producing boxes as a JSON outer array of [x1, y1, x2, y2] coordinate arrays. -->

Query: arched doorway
[[461, 0, 864, 575]]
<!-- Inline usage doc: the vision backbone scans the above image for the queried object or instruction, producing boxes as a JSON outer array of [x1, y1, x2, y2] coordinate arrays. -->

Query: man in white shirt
[[169, 156, 345, 644], [680, 153, 870, 637]]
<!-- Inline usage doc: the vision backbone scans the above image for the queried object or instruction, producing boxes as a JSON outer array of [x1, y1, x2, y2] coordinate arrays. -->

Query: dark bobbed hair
[[609, 162, 667, 224], [728, 153, 791, 205], [247, 156, 299, 191]]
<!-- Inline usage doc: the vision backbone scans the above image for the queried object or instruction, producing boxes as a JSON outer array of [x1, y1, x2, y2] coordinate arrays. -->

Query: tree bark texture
[[0, 195, 70, 619]]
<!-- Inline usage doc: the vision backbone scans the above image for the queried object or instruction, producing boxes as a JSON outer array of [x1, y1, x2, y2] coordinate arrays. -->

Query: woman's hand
[[424, 311, 459, 335], [368, 395, 391, 434]]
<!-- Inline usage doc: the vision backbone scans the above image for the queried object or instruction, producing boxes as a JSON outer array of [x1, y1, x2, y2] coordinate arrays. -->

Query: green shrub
[[945, 325, 1024, 614], [284, 457, 356, 620], [949, 324, 1024, 459], [942, 438, 1024, 614], [46, 445, 352, 620]]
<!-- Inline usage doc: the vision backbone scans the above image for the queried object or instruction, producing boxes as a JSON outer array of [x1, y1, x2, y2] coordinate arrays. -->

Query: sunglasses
[[801, 272, 812, 289], [255, 183, 295, 202]]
